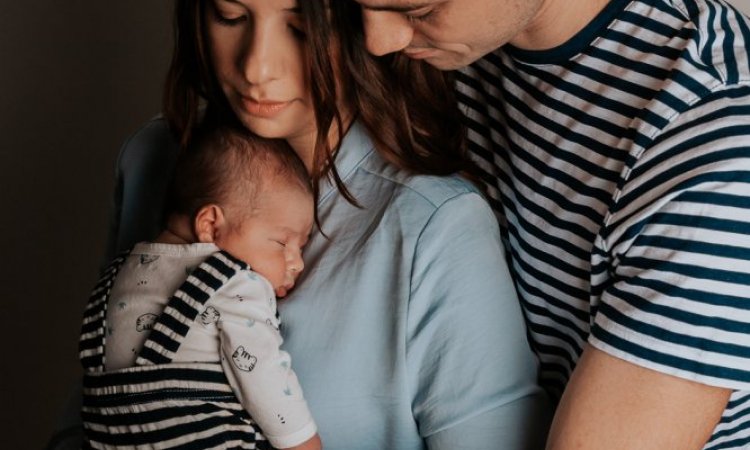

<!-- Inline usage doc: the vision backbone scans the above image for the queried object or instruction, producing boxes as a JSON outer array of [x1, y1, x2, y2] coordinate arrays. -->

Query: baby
[[79, 125, 320, 450]]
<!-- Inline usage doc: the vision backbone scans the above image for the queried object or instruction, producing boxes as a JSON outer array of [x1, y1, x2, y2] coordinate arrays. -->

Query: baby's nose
[[287, 252, 304, 275]]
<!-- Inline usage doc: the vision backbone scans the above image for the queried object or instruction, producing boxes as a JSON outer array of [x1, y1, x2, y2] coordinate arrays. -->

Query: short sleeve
[[590, 85, 750, 390], [407, 192, 551, 449], [214, 270, 316, 448]]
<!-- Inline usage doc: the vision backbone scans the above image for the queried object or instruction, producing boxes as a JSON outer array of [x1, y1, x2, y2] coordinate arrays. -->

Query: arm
[[547, 87, 750, 449], [547, 345, 730, 450], [105, 117, 178, 261], [407, 192, 552, 450], [215, 271, 319, 450]]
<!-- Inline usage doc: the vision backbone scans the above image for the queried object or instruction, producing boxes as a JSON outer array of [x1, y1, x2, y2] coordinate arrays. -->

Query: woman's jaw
[[228, 93, 317, 167], [230, 90, 354, 174]]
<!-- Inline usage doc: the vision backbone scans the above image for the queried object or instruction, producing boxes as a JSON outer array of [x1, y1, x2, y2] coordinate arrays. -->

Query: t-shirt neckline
[[503, 0, 633, 65]]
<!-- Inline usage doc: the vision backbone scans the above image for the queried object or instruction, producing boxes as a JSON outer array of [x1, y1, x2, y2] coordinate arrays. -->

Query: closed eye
[[215, 14, 247, 25], [405, 7, 436, 22], [211, 1, 247, 26]]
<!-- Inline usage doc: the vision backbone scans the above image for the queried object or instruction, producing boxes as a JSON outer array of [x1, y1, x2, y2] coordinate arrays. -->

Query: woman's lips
[[241, 98, 291, 118]]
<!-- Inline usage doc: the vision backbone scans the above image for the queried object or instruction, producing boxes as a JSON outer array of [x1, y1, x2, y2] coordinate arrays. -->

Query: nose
[[287, 249, 305, 276], [240, 22, 282, 86], [362, 10, 414, 56]]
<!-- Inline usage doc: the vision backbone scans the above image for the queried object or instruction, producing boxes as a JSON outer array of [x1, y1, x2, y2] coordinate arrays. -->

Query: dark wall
[[0, 2, 173, 447]]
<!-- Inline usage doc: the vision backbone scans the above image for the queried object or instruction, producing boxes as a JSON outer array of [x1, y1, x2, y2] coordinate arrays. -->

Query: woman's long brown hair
[[163, 0, 478, 207]]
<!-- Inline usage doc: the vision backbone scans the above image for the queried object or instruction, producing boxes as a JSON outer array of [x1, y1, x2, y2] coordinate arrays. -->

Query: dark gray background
[[0, 2, 173, 448], [1, 0, 749, 449]]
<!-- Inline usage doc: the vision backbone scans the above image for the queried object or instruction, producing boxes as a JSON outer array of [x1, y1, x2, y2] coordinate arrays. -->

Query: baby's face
[[217, 182, 314, 297]]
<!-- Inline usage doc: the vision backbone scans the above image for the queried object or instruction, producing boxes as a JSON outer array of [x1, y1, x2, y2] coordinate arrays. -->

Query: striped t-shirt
[[457, 0, 750, 448]]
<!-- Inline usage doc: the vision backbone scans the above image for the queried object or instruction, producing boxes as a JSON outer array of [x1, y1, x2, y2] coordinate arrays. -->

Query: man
[[355, 0, 750, 449]]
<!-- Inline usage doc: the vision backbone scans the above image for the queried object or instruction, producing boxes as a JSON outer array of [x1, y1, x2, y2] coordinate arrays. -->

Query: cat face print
[[200, 306, 220, 325], [136, 313, 158, 332], [232, 346, 257, 372], [140, 254, 160, 265]]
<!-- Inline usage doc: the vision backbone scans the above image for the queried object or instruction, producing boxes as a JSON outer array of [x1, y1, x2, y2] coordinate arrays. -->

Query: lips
[[241, 97, 291, 118], [275, 283, 293, 298]]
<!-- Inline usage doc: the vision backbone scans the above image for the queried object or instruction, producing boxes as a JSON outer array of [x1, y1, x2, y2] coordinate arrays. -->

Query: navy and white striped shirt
[[458, 0, 750, 448]]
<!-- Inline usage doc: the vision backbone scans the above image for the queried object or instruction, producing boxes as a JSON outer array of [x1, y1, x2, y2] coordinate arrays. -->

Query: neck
[[286, 131, 317, 173], [511, 0, 611, 51], [155, 214, 196, 245]]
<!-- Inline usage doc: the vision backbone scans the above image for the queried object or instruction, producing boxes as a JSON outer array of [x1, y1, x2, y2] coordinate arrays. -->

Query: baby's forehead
[[260, 177, 313, 201], [257, 167, 313, 195]]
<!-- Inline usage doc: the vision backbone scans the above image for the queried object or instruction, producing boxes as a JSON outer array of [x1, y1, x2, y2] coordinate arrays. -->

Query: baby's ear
[[193, 204, 226, 243]]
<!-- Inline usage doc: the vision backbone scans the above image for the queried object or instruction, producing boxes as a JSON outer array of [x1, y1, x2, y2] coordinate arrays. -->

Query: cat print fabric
[[140, 254, 160, 265], [232, 346, 258, 372], [103, 242, 316, 447], [200, 306, 221, 325], [136, 313, 158, 332], [104, 244, 218, 371]]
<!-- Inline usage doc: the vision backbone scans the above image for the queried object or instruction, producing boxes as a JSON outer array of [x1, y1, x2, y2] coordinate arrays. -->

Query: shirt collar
[[317, 120, 376, 204]]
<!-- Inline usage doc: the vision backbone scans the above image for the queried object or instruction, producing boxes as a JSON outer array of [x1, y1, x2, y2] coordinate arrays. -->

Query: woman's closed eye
[[215, 14, 247, 26], [211, 1, 247, 26]]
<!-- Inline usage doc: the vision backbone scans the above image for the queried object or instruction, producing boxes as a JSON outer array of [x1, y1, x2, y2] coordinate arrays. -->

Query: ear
[[193, 204, 227, 243]]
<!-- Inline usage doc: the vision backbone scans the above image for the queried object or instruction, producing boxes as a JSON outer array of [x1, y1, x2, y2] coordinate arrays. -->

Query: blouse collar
[[317, 120, 376, 204]]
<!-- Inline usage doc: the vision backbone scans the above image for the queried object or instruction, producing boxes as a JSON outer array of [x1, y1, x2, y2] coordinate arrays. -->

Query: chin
[[238, 117, 291, 140], [420, 55, 461, 71]]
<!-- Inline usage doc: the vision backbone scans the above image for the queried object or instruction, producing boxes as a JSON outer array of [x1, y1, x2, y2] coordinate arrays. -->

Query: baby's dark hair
[[166, 125, 312, 225]]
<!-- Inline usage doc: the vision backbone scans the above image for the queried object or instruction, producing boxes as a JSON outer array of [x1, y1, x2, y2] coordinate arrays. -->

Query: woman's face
[[207, 0, 316, 148]]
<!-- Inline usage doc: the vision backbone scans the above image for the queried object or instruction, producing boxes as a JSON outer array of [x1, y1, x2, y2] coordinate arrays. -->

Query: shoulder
[[210, 252, 275, 304], [334, 120, 484, 211], [116, 116, 178, 174], [359, 151, 484, 210], [616, 0, 750, 206], [585, 0, 750, 118], [649, 0, 750, 90], [622, 83, 750, 199]]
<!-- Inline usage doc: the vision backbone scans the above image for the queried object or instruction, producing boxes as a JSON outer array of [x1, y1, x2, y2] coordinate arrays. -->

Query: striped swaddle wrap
[[79, 251, 272, 449]]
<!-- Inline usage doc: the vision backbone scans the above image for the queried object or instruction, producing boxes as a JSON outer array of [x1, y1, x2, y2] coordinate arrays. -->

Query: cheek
[[253, 254, 287, 284], [284, 40, 312, 95], [437, 6, 490, 45], [208, 29, 238, 84]]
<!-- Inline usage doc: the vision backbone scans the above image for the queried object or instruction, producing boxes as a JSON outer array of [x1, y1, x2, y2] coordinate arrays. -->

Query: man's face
[[356, 0, 543, 70]]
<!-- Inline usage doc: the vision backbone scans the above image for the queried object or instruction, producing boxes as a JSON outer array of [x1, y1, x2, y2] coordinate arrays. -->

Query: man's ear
[[193, 204, 227, 243]]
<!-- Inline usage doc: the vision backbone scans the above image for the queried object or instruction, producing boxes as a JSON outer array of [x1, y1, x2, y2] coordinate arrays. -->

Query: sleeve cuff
[[265, 421, 318, 449]]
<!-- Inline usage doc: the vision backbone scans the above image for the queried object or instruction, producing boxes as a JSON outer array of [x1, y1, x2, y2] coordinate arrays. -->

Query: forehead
[[262, 189, 314, 230], [258, 179, 313, 208], [355, 0, 441, 11]]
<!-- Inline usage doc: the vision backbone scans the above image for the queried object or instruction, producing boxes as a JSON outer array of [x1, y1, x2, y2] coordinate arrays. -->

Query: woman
[[102, 0, 551, 448]]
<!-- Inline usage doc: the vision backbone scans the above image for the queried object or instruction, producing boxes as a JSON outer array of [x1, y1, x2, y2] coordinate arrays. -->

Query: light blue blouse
[[106, 119, 551, 449]]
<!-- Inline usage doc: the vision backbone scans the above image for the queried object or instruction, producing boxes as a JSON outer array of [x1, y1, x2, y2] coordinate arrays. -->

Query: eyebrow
[[359, 1, 435, 13]]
